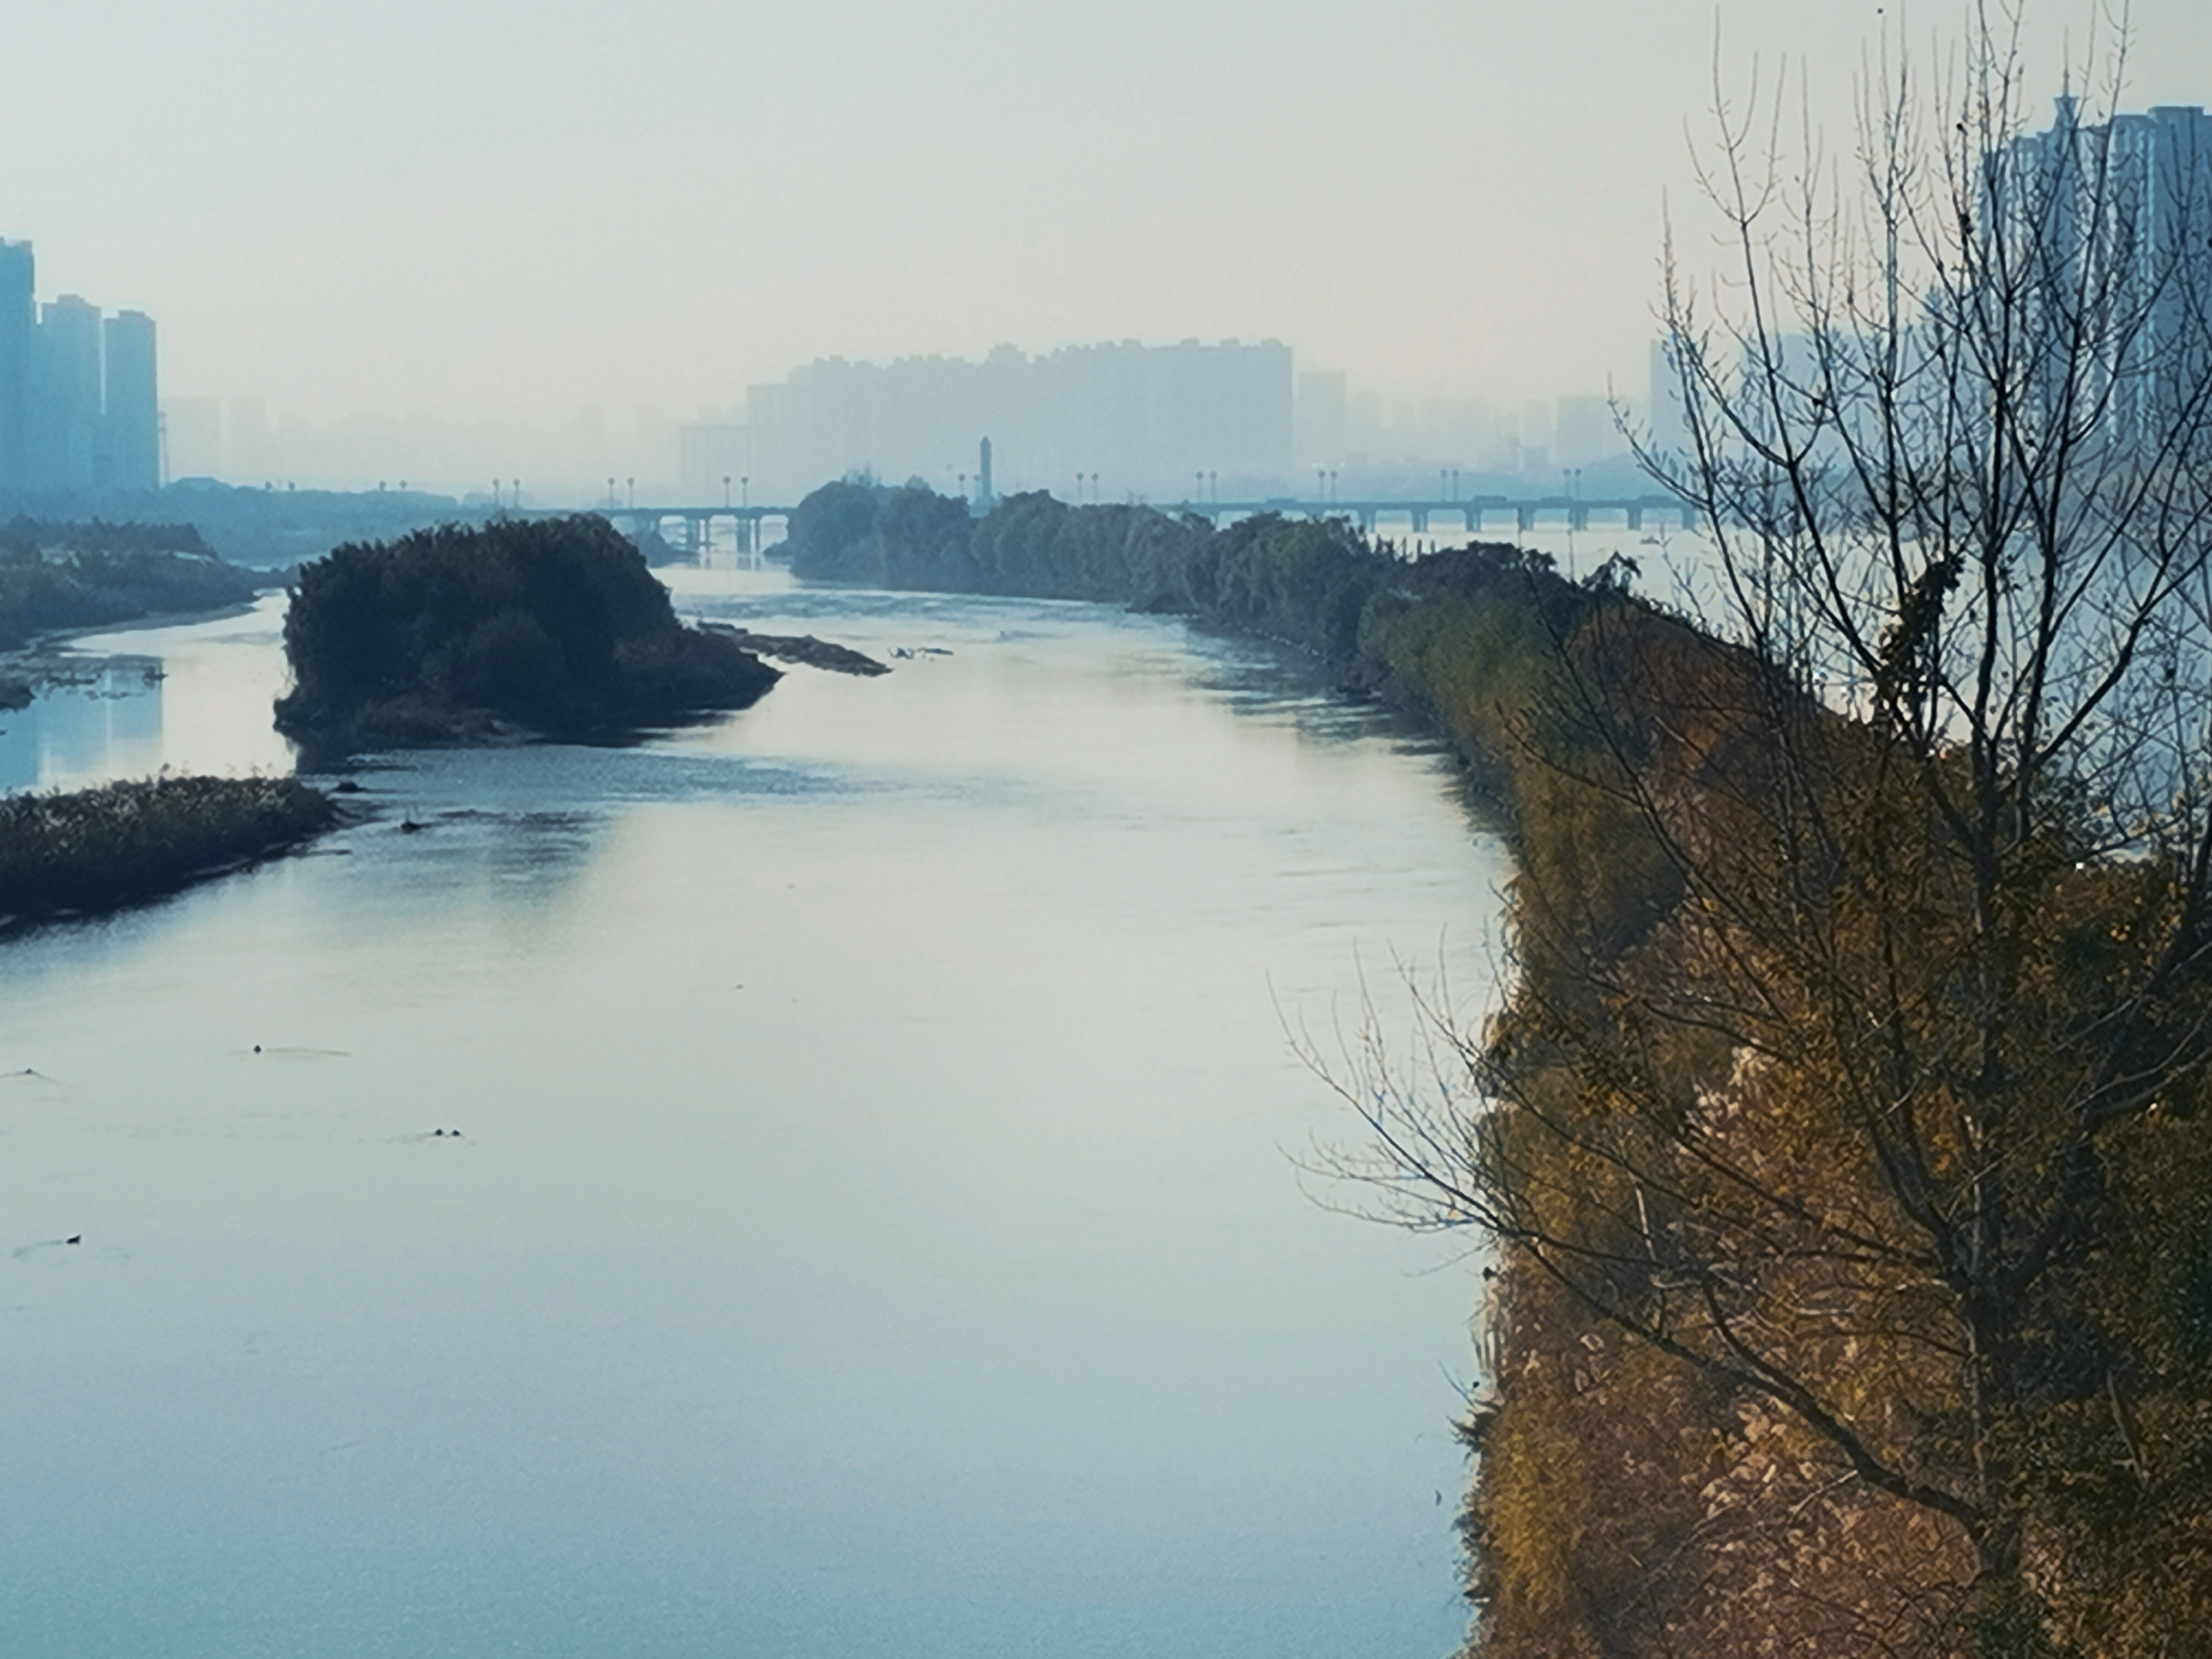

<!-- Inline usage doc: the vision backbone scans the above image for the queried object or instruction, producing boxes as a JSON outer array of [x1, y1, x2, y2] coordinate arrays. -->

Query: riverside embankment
[[779, 478, 1626, 827], [778, 477, 2212, 1658]]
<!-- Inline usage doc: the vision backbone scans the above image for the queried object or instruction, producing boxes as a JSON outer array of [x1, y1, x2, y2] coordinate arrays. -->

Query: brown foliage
[[0, 774, 336, 922]]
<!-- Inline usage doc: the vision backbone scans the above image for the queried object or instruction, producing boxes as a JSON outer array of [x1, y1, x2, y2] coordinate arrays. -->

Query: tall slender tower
[[33, 294, 103, 493], [101, 311, 158, 491], [977, 435, 994, 509], [0, 240, 32, 494]]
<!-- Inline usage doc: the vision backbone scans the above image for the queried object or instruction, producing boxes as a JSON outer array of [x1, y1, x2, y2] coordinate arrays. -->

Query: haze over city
[[13, 3, 2212, 1655], [13, 0, 2212, 492]]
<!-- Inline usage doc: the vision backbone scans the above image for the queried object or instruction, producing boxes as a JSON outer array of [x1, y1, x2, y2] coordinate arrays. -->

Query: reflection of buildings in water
[[0, 659, 166, 793]]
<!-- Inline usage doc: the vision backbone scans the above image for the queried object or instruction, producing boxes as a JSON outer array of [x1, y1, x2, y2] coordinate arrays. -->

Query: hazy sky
[[7, 1, 2211, 424]]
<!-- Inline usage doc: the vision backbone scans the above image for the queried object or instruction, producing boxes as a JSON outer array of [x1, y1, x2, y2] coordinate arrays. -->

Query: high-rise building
[[1555, 395, 1618, 469], [163, 396, 222, 480], [33, 294, 103, 493], [101, 311, 159, 490], [2007, 97, 2212, 454], [676, 422, 749, 500], [228, 398, 272, 478], [0, 241, 32, 493], [0, 242, 165, 498], [1295, 369, 1347, 468], [703, 339, 1297, 502]]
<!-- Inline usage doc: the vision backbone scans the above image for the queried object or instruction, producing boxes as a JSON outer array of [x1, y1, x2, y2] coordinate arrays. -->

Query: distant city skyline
[[0, 238, 159, 497], [14, 2, 2208, 445], [156, 338, 1653, 503]]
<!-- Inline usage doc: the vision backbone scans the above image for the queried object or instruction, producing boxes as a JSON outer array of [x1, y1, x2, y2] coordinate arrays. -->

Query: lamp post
[[626, 477, 635, 510], [739, 476, 748, 509], [608, 477, 616, 509], [723, 474, 731, 509]]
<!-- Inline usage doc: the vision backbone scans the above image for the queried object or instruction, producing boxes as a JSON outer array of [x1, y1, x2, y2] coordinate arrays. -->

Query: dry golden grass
[[0, 774, 336, 923]]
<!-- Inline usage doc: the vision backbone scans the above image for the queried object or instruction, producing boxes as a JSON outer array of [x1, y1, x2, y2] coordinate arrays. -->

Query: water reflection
[[0, 595, 298, 794], [0, 657, 167, 791], [0, 571, 1494, 1659]]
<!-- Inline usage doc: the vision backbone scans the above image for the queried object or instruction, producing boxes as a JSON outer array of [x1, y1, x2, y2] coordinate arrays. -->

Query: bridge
[[590, 491, 1702, 557], [1169, 493, 1702, 536], [599, 504, 794, 556]]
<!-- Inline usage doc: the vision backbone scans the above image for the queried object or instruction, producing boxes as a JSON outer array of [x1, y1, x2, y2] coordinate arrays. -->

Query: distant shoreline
[[0, 592, 276, 713]]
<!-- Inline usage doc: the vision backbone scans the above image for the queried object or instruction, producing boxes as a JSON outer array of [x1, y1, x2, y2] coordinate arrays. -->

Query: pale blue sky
[[5, 0, 2206, 422]]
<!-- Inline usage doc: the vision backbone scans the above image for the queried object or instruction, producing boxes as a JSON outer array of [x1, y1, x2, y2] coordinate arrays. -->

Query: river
[[0, 565, 1506, 1658]]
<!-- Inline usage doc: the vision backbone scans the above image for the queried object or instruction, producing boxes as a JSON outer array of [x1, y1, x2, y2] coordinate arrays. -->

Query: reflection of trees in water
[[0, 657, 167, 793]]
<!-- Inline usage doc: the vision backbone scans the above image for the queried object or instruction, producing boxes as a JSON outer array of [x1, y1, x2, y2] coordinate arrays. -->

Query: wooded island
[[274, 514, 780, 755]]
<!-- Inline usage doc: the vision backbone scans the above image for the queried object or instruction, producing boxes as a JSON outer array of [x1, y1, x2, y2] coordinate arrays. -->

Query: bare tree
[[1326, 10, 2212, 1654]]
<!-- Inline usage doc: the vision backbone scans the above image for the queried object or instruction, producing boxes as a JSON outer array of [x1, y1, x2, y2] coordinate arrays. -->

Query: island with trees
[[274, 514, 780, 754]]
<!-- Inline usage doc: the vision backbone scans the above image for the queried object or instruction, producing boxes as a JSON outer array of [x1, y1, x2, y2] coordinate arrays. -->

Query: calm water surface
[[0, 567, 1505, 1657]]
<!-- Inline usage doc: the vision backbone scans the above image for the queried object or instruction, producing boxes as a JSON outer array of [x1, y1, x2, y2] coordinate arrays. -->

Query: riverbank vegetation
[[783, 390, 2212, 1654], [0, 774, 338, 926], [0, 517, 261, 650], [790, 16, 2212, 1654], [274, 514, 780, 754]]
